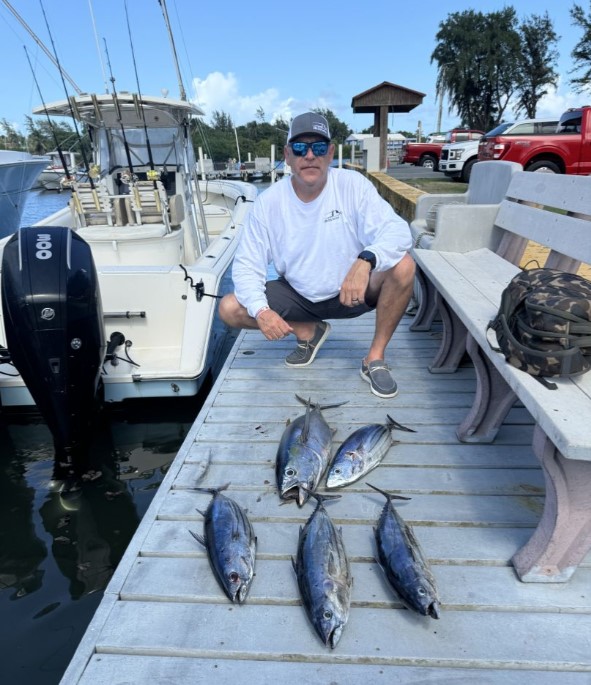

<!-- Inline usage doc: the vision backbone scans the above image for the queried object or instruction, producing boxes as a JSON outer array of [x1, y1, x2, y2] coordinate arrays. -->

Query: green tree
[[0, 119, 25, 150], [514, 13, 560, 118], [432, 9, 522, 131], [570, 2, 591, 93], [312, 108, 351, 143]]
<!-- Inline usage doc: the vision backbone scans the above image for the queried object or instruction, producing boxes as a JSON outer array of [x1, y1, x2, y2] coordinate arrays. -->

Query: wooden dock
[[61, 313, 591, 684]]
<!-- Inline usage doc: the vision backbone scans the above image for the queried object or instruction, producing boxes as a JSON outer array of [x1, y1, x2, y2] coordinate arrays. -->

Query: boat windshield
[[97, 126, 190, 171]]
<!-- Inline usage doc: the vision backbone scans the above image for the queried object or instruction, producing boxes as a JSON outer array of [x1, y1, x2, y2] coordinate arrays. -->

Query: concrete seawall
[[350, 166, 590, 278]]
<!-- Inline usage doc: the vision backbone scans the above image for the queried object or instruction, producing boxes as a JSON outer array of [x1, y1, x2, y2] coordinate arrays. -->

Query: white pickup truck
[[438, 139, 480, 182]]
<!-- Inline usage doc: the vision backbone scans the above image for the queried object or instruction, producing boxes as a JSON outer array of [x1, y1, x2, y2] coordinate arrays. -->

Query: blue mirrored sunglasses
[[289, 141, 330, 157]]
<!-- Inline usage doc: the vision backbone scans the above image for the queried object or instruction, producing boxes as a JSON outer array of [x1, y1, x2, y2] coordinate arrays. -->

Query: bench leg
[[409, 268, 439, 332], [428, 294, 468, 374], [456, 334, 517, 443], [512, 425, 591, 582]]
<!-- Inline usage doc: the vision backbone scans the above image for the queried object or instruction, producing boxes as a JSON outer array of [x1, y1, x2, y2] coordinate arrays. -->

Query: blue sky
[[0, 0, 587, 137]]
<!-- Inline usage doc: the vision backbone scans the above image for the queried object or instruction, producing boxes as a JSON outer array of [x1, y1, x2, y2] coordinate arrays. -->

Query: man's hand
[[256, 309, 293, 340], [339, 259, 371, 306]]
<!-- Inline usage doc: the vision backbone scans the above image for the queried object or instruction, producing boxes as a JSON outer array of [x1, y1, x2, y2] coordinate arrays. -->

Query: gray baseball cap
[[288, 112, 331, 142]]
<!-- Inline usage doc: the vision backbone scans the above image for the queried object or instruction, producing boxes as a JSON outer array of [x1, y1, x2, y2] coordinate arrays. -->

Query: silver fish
[[368, 482, 440, 619], [276, 395, 346, 507], [292, 492, 352, 648], [326, 415, 415, 489], [189, 483, 257, 604]]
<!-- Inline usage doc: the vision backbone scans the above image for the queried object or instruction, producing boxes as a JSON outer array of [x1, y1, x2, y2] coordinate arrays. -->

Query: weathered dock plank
[[60, 315, 591, 683]]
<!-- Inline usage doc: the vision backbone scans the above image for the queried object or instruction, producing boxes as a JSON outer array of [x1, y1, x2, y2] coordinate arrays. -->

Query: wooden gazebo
[[351, 81, 425, 170]]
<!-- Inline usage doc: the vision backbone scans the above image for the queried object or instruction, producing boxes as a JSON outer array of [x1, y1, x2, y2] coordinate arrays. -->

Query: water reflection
[[0, 396, 199, 684]]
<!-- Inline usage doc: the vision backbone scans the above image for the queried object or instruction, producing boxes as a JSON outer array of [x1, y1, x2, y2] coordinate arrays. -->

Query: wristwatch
[[357, 250, 376, 271]]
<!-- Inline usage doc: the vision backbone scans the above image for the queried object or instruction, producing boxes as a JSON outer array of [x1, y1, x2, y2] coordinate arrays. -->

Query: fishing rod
[[123, 0, 158, 186], [38, 0, 95, 189], [23, 45, 73, 184], [103, 38, 136, 185]]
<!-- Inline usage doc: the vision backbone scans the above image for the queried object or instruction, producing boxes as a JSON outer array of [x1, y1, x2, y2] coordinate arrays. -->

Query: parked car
[[477, 117, 561, 170], [441, 118, 558, 183]]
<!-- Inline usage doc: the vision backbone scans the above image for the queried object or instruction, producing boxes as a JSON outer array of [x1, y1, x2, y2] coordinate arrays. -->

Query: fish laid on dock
[[292, 492, 352, 648], [368, 483, 440, 619], [189, 483, 257, 604], [326, 415, 416, 489], [276, 395, 346, 506]]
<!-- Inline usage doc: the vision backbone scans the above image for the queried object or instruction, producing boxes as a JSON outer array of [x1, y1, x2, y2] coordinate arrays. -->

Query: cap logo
[[313, 122, 329, 136]]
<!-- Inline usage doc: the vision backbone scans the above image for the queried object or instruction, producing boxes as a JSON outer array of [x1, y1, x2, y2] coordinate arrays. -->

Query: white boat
[[0, 149, 49, 236], [0, 92, 256, 458], [35, 150, 83, 191]]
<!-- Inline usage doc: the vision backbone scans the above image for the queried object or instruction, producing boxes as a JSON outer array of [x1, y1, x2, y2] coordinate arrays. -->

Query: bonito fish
[[292, 491, 352, 648], [276, 395, 346, 506], [326, 415, 415, 489], [368, 482, 440, 618], [189, 483, 257, 604]]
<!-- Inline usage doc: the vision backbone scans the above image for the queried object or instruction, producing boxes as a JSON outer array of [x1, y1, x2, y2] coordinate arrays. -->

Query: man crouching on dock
[[218, 112, 415, 399]]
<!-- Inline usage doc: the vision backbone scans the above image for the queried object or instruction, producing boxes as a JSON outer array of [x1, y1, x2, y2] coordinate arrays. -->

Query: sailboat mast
[[157, 0, 186, 101]]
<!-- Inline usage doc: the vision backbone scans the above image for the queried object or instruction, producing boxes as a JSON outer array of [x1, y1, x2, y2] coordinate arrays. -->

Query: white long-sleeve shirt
[[232, 167, 412, 318]]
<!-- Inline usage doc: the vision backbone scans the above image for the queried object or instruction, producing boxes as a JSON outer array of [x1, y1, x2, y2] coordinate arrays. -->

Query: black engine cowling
[[1, 226, 105, 456]]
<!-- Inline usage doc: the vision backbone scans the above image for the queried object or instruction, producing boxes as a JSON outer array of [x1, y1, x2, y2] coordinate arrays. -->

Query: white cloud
[[190, 71, 297, 126], [189, 71, 344, 127]]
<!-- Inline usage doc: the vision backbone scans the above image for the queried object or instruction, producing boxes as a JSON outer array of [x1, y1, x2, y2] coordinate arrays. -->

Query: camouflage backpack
[[488, 268, 591, 384]]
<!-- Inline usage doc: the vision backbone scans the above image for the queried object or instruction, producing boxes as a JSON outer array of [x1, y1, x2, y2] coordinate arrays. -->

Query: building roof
[[351, 81, 425, 114]]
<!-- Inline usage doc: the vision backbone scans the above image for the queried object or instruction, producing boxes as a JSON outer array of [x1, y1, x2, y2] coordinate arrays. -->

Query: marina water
[[1, 184, 267, 684]]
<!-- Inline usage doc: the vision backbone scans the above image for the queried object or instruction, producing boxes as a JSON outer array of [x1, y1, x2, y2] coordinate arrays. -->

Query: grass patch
[[403, 178, 468, 194]]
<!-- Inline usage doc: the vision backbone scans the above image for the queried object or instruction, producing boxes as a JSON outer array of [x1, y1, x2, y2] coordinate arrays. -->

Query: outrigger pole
[[1, 0, 82, 95], [157, 0, 187, 101]]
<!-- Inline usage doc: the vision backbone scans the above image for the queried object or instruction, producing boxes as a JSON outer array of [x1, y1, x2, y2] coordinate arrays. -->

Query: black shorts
[[265, 277, 374, 322]]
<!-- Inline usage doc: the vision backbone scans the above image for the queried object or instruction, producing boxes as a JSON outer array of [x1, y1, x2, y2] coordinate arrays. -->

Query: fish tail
[[386, 414, 416, 433], [295, 394, 349, 410], [194, 482, 231, 495], [303, 487, 342, 506], [366, 482, 411, 502]]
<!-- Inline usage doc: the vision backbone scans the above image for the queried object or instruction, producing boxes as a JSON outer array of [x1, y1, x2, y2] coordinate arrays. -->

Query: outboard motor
[[1, 226, 106, 458]]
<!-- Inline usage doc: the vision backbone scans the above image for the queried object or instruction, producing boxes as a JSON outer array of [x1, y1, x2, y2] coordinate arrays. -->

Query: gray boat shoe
[[360, 359, 398, 398], [285, 321, 331, 367]]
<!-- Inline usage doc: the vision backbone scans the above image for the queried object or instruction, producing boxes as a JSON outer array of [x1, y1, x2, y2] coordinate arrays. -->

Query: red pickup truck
[[477, 107, 591, 174], [401, 128, 484, 171]]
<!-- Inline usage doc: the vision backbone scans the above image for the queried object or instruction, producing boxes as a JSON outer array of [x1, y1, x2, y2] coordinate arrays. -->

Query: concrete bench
[[411, 171, 591, 583], [410, 161, 522, 331]]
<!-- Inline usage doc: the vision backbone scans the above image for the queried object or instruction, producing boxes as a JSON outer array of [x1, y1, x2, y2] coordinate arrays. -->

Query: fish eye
[[285, 467, 297, 477], [334, 468, 341, 474], [229, 572, 240, 583], [323, 609, 333, 620], [417, 586, 426, 596]]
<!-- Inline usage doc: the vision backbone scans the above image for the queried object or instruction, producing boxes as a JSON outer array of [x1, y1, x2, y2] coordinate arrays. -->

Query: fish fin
[[188, 529, 206, 547], [291, 556, 298, 574], [386, 414, 416, 433], [366, 482, 411, 501]]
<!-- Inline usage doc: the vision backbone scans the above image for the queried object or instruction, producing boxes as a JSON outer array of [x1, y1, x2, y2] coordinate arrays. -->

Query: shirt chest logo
[[324, 209, 342, 223]]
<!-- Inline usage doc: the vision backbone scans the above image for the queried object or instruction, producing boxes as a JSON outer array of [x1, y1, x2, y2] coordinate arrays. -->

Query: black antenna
[[24, 45, 72, 182], [38, 0, 94, 188], [103, 38, 136, 181]]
